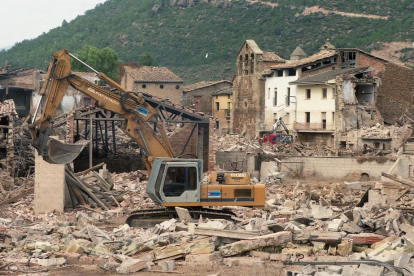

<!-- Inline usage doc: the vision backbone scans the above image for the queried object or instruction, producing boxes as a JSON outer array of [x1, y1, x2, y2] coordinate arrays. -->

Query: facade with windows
[[263, 67, 299, 130], [212, 89, 233, 135], [261, 40, 401, 148], [234, 39, 414, 148]]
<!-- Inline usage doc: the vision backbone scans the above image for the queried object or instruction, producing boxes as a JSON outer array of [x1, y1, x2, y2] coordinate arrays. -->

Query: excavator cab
[[146, 158, 203, 205]]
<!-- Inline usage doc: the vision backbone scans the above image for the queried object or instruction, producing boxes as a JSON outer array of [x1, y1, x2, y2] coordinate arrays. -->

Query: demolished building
[[0, 67, 43, 117], [233, 39, 414, 151], [0, 100, 18, 188]]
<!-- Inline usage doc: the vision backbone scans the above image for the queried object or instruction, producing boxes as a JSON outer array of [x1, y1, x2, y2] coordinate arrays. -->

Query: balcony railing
[[293, 122, 335, 131]]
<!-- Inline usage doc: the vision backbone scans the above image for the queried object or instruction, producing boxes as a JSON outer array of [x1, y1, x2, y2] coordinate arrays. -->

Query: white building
[[263, 46, 308, 130], [263, 67, 299, 130]]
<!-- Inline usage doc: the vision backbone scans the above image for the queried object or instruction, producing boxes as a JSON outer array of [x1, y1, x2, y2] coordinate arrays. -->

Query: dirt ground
[[46, 263, 289, 276]]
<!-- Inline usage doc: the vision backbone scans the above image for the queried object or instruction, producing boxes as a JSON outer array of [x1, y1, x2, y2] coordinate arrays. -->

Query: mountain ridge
[[0, 0, 413, 83]]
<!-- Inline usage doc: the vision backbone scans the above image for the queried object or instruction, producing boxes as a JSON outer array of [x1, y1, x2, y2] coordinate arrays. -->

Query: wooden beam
[[381, 172, 414, 188], [188, 224, 259, 240], [0, 188, 34, 207], [75, 162, 105, 176]]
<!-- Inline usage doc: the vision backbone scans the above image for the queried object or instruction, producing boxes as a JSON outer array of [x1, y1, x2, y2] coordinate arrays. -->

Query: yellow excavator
[[31, 49, 265, 226]]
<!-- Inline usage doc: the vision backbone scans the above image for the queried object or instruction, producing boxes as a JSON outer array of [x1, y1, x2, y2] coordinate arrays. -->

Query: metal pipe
[[31, 96, 43, 124], [69, 53, 99, 74], [89, 117, 93, 168], [112, 121, 116, 155], [137, 130, 150, 156]]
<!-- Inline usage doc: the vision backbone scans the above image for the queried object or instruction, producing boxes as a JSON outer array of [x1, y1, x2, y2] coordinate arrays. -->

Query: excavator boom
[[31, 49, 175, 172]]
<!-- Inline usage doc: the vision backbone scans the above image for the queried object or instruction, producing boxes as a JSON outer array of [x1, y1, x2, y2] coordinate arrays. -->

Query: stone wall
[[132, 83, 183, 105], [233, 74, 265, 138], [279, 156, 395, 180]]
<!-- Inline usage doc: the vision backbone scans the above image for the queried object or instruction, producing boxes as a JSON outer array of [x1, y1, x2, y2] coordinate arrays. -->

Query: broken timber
[[188, 224, 259, 240], [381, 172, 414, 188]]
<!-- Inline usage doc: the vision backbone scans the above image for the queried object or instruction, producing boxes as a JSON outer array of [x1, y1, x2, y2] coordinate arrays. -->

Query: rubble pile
[[215, 134, 259, 152], [215, 134, 347, 157], [77, 166, 158, 211], [360, 123, 392, 139], [2, 177, 414, 275]]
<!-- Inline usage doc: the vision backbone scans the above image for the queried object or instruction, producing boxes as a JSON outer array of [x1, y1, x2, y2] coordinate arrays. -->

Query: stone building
[[119, 64, 183, 104], [182, 80, 232, 114], [212, 88, 233, 135], [232, 40, 285, 137]]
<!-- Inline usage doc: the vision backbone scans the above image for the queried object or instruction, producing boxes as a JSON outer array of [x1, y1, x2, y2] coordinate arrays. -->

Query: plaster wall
[[295, 84, 335, 127], [264, 70, 298, 130]]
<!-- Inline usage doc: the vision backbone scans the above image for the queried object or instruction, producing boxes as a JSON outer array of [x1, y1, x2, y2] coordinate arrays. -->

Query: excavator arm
[[31, 49, 175, 172]]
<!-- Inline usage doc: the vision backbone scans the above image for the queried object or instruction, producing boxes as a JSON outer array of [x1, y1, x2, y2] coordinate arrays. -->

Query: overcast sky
[[0, 0, 107, 49]]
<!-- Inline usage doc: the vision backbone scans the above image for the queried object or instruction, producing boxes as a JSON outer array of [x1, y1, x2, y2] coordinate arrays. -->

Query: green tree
[[71, 45, 120, 79], [139, 53, 158, 66]]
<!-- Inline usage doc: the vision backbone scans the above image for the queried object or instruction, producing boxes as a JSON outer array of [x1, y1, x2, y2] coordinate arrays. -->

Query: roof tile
[[124, 65, 182, 83]]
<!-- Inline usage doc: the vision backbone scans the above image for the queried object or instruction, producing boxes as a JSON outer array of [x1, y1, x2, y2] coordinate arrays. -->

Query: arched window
[[250, 53, 255, 73], [244, 54, 249, 75], [238, 55, 243, 75]]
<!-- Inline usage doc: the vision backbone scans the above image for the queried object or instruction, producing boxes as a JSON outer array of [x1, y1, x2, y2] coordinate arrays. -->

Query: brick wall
[[376, 63, 414, 124], [169, 123, 198, 158], [356, 53, 386, 73], [34, 152, 65, 214], [355, 53, 414, 124], [168, 120, 214, 172]]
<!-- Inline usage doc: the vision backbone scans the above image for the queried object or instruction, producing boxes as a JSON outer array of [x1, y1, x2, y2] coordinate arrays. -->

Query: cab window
[[163, 166, 197, 197]]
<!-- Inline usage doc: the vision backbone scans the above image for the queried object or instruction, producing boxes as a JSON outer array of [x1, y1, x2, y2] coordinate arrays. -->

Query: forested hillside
[[1, 0, 414, 83]]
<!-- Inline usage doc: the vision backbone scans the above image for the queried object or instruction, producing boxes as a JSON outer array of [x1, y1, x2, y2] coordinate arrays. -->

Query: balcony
[[293, 122, 335, 132]]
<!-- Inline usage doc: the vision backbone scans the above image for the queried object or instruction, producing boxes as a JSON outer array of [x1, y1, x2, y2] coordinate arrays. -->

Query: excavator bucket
[[45, 138, 88, 164]]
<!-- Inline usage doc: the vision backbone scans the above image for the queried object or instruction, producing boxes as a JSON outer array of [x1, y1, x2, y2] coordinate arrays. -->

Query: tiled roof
[[290, 46, 307, 58], [0, 99, 18, 117], [271, 50, 337, 69], [124, 65, 182, 83], [212, 88, 233, 96], [289, 67, 372, 85], [183, 80, 232, 92], [261, 52, 285, 62]]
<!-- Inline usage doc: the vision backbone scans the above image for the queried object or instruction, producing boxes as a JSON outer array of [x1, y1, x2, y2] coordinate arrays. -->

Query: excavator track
[[126, 207, 236, 228]]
